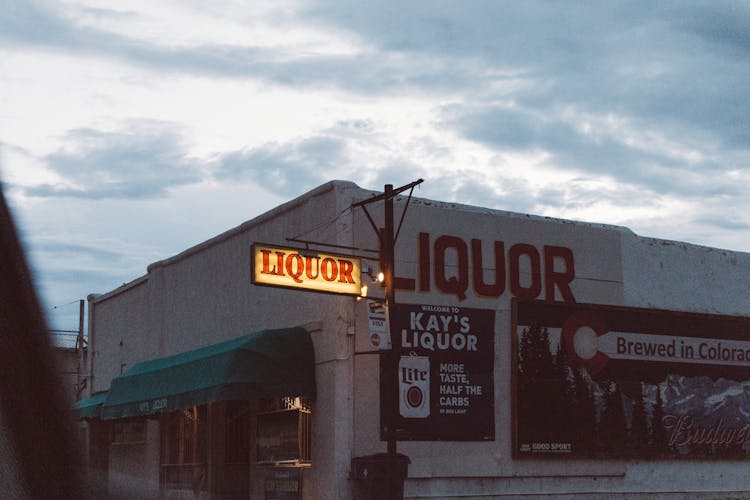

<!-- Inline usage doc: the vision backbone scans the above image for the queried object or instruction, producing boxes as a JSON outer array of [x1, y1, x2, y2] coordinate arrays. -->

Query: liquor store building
[[75, 180, 750, 499]]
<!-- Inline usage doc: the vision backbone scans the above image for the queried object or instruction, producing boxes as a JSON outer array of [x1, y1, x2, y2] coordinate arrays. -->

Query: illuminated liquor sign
[[251, 244, 362, 296]]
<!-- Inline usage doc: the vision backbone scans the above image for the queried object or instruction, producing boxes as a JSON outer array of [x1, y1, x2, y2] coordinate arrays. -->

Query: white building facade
[[78, 180, 750, 499]]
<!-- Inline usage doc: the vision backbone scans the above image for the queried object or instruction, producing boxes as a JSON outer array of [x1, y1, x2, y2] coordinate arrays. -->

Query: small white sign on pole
[[367, 300, 391, 350]]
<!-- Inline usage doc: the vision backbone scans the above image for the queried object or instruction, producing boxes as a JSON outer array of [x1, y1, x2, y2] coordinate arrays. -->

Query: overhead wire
[[51, 299, 80, 310], [288, 206, 353, 242]]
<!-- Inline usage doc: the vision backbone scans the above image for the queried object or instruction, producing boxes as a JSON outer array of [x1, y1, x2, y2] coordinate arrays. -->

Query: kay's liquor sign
[[391, 303, 496, 441]]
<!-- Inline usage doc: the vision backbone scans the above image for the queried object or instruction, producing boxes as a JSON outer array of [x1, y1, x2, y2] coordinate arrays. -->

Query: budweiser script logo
[[663, 414, 750, 447]]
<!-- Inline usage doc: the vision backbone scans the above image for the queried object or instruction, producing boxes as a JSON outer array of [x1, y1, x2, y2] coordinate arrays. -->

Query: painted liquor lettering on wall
[[392, 232, 576, 303], [513, 300, 750, 458], [390, 303, 495, 441]]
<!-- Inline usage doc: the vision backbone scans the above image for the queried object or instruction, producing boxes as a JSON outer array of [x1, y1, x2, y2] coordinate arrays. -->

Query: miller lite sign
[[399, 355, 430, 418], [390, 304, 495, 441]]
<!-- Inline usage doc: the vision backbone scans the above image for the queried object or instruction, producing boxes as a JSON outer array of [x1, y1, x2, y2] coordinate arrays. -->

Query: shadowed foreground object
[[0, 187, 87, 498]]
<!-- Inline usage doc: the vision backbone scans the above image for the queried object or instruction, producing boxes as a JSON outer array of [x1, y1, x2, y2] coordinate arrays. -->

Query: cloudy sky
[[2, 0, 749, 334]]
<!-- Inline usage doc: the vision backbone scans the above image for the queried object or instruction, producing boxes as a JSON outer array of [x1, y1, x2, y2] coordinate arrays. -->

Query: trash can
[[351, 453, 410, 500]]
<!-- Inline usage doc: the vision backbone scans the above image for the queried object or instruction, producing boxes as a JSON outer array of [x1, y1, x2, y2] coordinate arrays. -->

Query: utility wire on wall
[[48, 299, 86, 350]]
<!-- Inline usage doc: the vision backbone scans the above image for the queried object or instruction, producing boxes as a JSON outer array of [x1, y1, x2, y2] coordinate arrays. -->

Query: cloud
[[23, 235, 154, 329], [10, 0, 748, 209], [6, 0, 749, 123], [0, 0, 574, 97], [213, 136, 348, 197], [0, 0, 81, 48], [445, 102, 748, 199], [23, 123, 203, 199], [5, 0, 750, 329], [299, 1, 750, 164], [692, 215, 750, 232], [679, 3, 750, 58], [31, 241, 125, 262], [0, 1, 372, 87]]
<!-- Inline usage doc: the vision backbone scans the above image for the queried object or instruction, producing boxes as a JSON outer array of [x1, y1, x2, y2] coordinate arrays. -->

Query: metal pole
[[77, 299, 85, 350], [353, 180, 422, 499], [383, 184, 398, 499]]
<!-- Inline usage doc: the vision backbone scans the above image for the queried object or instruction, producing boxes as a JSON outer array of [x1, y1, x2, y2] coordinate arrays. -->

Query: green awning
[[72, 392, 108, 419], [100, 327, 315, 420]]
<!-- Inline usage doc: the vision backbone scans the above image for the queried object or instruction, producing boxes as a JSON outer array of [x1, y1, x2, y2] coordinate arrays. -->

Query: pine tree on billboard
[[518, 323, 556, 442], [600, 381, 627, 452], [651, 383, 668, 452], [551, 340, 575, 442], [629, 382, 648, 452], [572, 367, 596, 452]]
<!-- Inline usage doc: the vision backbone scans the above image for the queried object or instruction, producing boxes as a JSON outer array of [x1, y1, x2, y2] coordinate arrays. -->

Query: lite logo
[[399, 356, 430, 418]]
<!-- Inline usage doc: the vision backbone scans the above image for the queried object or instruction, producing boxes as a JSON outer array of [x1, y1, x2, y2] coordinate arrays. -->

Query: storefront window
[[257, 397, 312, 464], [160, 406, 207, 491], [259, 396, 312, 413], [225, 400, 251, 464]]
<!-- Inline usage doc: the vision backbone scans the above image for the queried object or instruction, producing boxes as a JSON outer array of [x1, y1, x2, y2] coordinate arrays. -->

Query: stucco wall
[[345, 189, 750, 498], [88, 180, 750, 499], [53, 347, 81, 405], [621, 232, 750, 315], [108, 419, 159, 498], [89, 181, 362, 499], [348, 194, 630, 492], [89, 278, 154, 393]]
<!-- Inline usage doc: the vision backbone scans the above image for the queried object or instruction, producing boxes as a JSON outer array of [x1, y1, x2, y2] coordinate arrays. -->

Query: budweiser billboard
[[513, 300, 750, 459], [387, 303, 495, 441]]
